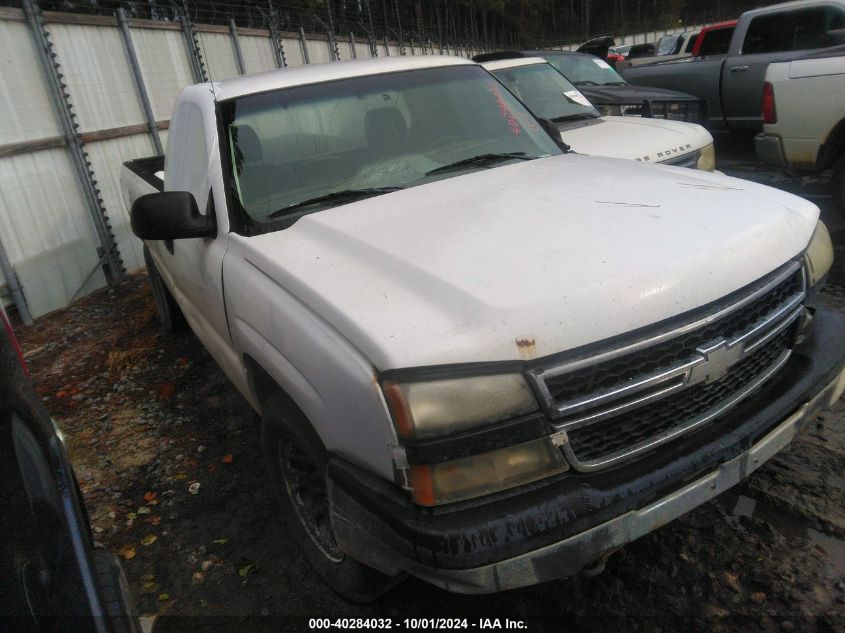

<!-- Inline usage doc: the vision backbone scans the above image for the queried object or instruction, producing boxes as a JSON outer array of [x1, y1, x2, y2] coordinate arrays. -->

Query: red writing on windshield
[[488, 84, 522, 136]]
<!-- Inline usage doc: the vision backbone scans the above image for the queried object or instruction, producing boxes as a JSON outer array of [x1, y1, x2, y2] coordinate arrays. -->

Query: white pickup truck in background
[[121, 56, 845, 601], [755, 43, 845, 211], [481, 56, 715, 169]]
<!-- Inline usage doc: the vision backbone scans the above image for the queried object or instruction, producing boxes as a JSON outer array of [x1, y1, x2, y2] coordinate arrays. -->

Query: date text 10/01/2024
[[308, 619, 528, 630]]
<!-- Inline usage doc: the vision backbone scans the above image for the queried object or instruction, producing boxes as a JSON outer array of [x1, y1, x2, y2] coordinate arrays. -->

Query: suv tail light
[[762, 82, 776, 124]]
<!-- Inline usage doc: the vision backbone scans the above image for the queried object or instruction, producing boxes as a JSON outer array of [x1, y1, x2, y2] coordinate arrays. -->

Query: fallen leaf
[[213, 538, 228, 545], [173, 472, 188, 480], [126, 512, 137, 521], [147, 499, 159, 506], [140, 581, 159, 594], [141, 574, 155, 582], [137, 506, 151, 515], [141, 534, 157, 546], [56, 390, 68, 398], [221, 454, 233, 464], [156, 382, 176, 401], [119, 547, 136, 560], [238, 563, 255, 578], [158, 593, 170, 602], [147, 515, 161, 526], [143, 491, 157, 502], [188, 482, 200, 495]]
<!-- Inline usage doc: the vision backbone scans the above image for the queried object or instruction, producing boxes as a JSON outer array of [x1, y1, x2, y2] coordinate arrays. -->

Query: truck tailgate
[[121, 155, 164, 212]]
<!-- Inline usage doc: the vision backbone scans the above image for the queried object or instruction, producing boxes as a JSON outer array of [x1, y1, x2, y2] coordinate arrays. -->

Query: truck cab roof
[[209, 56, 475, 101]]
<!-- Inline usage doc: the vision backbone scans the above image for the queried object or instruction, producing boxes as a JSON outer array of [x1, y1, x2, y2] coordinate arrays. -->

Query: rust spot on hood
[[516, 337, 537, 359]]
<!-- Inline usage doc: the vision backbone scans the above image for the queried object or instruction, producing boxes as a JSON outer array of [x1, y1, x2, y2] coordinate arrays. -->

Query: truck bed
[[121, 155, 164, 212]]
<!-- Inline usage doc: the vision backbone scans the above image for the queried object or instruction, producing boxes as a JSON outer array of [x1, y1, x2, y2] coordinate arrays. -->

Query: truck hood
[[235, 154, 818, 370], [579, 83, 700, 104], [558, 115, 712, 163]]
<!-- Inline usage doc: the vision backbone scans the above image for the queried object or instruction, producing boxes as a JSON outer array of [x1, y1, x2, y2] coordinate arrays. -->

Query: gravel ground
[[11, 137, 845, 633]]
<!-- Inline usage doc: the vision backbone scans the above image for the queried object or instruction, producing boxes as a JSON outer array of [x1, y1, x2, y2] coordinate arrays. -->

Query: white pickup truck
[[755, 43, 845, 210], [481, 56, 715, 169], [121, 56, 845, 600]]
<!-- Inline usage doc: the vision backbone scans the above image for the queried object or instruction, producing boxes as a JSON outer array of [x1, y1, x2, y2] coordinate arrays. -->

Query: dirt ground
[[11, 136, 845, 632]]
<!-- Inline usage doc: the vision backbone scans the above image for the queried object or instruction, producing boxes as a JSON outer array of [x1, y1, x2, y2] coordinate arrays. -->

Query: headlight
[[599, 104, 622, 117], [408, 438, 569, 506], [599, 104, 646, 117], [697, 143, 716, 171], [805, 220, 833, 287], [383, 374, 537, 440]]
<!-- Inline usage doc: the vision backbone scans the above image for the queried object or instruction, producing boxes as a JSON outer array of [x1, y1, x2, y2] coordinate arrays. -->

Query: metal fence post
[[299, 27, 310, 64], [268, 19, 288, 68], [116, 8, 163, 155], [0, 237, 33, 325], [229, 18, 246, 74], [383, 36, 390, 56], [20, 0, 124, 285], [348, 32, 357, 58], [325, 3, 340, 61], [179, 10, 207, 82]]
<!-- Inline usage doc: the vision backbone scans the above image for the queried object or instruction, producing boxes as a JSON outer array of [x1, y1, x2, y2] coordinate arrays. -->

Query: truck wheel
[[260, 394, 404, 602], [142, 247, 187, 333]]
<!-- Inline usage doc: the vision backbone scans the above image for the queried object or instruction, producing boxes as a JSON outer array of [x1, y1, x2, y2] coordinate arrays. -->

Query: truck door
[[149, 95, 236, 377], [722, 4, 845, 129]]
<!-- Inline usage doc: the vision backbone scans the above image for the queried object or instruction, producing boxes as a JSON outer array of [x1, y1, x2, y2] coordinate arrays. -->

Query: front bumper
[[327, 307, 845, 594], [755, 133, 787, 167]]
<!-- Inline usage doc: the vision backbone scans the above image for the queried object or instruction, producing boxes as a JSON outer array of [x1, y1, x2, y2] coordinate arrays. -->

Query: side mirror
[[538, 118, 571, 152], [131, 191, 216, 241]]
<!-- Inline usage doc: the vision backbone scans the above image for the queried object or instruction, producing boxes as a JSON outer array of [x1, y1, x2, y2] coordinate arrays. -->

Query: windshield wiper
[[605, 81, 628, 85], [424, 152, 534, 176], [574, 80, 598, 86], [268, 187, 403, 218], [552, 113, 598, 123]]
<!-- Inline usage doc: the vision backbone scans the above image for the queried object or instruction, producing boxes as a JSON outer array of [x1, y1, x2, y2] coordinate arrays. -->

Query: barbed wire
[[5, 0, 787, 50]]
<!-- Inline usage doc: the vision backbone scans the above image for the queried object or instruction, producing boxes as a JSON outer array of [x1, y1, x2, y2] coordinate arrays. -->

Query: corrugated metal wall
[[0, 5, 468, 319], [0, 3, 698, 320]]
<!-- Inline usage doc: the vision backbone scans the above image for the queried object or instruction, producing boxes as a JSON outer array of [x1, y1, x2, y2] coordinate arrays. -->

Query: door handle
[[730, 65, 749, 72]]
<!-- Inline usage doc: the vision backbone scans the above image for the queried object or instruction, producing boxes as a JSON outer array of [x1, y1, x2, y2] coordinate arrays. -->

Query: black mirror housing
[[131, 191, 216, 241]]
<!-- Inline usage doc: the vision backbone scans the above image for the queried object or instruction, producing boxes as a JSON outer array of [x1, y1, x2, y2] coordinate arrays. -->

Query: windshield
[[540, 53, 628, 87], [656, 34, 679, 55], [489, 63, 600, 122], [221, 65, 560, 227]]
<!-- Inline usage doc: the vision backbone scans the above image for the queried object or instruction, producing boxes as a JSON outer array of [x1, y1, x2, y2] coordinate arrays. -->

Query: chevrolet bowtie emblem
[[688, 338, 744, 384]]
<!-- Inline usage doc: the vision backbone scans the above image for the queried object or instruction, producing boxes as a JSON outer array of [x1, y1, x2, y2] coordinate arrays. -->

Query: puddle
[[717, 492, 845, 579]]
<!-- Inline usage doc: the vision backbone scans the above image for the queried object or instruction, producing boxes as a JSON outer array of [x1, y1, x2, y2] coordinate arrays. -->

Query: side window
[[743, 7, 845, 54], [699, 28, 734, 56], [796, 7, 845, 48], [164, 101, 209, 212], [743, 13, 796, 54]]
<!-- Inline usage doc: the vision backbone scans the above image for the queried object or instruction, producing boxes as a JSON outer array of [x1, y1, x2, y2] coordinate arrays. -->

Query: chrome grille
[[531, 261, 805, 472], [566, 325, 794, 465]]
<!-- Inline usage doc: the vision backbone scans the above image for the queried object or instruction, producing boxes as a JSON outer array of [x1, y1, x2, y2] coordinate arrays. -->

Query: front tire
[[260, 394, 404, 602], [142, 247, 186, 333]]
